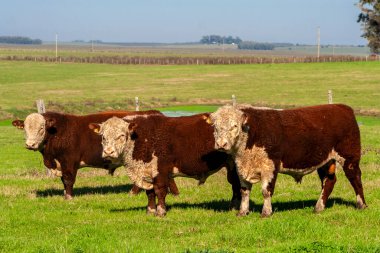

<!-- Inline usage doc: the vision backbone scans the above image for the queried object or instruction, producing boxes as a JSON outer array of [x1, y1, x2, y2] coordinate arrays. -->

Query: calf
[[12, 110, 179, 199], [90, 113, 241, 216], [208, 104, 366, 217]]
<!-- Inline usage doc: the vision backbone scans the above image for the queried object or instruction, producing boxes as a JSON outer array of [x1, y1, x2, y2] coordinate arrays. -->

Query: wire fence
[[2, 54, 380, 65]]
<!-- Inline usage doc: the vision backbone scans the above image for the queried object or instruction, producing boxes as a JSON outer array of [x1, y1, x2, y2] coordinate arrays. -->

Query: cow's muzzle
[[25, 142, 39, 151]]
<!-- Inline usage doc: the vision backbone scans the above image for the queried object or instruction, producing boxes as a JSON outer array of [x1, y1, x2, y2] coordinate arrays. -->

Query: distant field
[[1, 60, 380, 119], [0, 43, 371, 58]]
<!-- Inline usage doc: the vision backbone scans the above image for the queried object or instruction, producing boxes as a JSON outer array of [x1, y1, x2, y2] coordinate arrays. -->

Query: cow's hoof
[[260, 212, 272, 218], [169, 191, 179, 197], [314, 200, 325, 213], [357, 203, 368, 210], [155, 206, 166, 217], [229, 199, 241, 211], [237, 210, 249, 217], [64, 194, 73, 200], [128, 190, 138, 196], [146, 207, 156, 215]]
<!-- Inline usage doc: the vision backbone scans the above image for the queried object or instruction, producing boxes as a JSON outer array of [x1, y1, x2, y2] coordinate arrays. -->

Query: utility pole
[[317, 26, 320, 58], [55, 33, 58, 60]]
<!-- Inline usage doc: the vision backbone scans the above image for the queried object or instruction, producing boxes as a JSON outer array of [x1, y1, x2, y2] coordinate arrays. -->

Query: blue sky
[[0, 0, 365, 45]]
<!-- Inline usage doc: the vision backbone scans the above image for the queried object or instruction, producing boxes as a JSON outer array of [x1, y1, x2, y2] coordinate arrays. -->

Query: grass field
[[1, 59, 380, 252], [1, 115, 379, 252], [1, 60, 380, 120]]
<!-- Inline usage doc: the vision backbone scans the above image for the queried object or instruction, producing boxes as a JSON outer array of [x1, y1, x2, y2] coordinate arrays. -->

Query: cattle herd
[[12, 103, 367, 217]]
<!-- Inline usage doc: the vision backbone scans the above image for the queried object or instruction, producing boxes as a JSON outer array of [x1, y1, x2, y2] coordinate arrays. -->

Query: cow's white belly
[[235, 145, 345, 184], [170, 166, 221, 185], [280, 149, 345, 182]]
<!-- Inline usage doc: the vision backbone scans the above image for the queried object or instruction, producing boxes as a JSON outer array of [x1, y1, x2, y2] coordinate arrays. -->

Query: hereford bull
[[207, 104, 367, 217], [12, 110, 179, 200], [90, 113, 241, 216]]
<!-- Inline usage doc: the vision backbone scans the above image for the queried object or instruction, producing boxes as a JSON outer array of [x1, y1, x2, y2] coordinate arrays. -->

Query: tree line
[[200, 35, 242, 44], [0, 36, 42, 45]]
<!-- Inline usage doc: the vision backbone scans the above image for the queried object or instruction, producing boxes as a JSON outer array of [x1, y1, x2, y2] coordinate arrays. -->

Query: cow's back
[[242, 104, 360, 169], [132, 114, 230, 176], [45, 110, 161, 168]]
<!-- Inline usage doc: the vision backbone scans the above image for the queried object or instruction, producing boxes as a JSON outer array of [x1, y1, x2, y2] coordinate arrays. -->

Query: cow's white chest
[[124, 140, 159, 190], [235, 145, 275, 184]]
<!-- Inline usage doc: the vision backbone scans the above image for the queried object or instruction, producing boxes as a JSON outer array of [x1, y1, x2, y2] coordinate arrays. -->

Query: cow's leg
[[146, 189, 157, 215], [60, 163, 78, 200], [342, 160, 367, 209], [108, 167, 117, 176], [237, 180, 252, 217], [168, 178, 179, 196], [315, 160, 337, 213], [154, 175, 168, 217], [261, 169, 278, 218], [227, 166, 241, 210], [129, 184, 142, 195]]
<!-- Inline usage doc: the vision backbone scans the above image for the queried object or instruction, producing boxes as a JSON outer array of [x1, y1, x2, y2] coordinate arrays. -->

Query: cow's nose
[[216, 140, 228, 150], [25, 141, 37, 150], [103, 148, 115, 157]]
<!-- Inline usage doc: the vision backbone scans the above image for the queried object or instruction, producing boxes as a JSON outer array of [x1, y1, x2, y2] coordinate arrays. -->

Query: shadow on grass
[[36, 184, 135, 198], [110, 197, 356, 214]]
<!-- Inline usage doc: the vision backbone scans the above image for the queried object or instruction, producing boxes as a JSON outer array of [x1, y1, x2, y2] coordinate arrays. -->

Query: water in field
[[161, 111, 197, 117]]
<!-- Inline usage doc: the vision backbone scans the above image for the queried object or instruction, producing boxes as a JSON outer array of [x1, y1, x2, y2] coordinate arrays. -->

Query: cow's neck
[[234, 132, 249, 158], [123, 137, 159, 190]]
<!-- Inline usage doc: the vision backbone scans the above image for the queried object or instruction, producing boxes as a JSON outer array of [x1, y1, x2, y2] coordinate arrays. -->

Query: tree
[[0, 36, 42, 45], [200, 35, 242, 44], [237, 41, 275, 50], [357, 0, 380, 53]]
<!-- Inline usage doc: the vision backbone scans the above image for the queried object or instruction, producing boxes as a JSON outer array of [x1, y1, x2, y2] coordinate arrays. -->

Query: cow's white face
[[24, 113, 46, 150], [94, 117, 129, 163], [209, 106, 248, 153]]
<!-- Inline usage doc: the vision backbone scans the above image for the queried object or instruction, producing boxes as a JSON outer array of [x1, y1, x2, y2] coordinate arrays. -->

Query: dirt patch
[[160, 77, 204, 84], [43, 90, 82, 95]]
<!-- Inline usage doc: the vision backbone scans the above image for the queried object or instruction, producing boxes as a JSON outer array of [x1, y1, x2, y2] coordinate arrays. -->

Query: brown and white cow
[[208, 104, 366, 217], [90, 113, 241, 216], [12, 110, 179, 199]]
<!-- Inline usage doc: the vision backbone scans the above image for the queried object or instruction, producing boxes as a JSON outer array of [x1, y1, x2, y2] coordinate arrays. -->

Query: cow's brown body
[[97, 113, 241, 216], [210, 104, 366, 217], [13, 110, 179, 199]]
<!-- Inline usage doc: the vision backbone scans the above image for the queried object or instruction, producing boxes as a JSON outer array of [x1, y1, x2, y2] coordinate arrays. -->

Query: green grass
[[1, 113, 380, 252], [1, 60, 380, 119], [1, 60, 380, 252]]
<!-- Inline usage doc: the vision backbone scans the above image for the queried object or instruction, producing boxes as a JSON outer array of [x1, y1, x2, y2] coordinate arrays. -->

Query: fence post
[[232, 94, 237, 106], [135, 97, 140, 111], [328, 90, 333, 104], [36, 99, 46, 114], [35, 99, 51, 176]]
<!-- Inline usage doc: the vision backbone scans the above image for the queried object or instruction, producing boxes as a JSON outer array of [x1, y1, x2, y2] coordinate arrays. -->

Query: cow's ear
[[46, 117, 56, 129], [128, 122, 138, 131], [12, 120, 25, 129], [89, 123, 101, 133], [128, 122, 138, 140], [241, 113, 250, 133], [202, 115, 212, 125]]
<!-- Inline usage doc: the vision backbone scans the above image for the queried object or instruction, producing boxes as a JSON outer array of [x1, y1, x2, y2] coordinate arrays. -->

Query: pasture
[[1, 60, 380, 252]]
